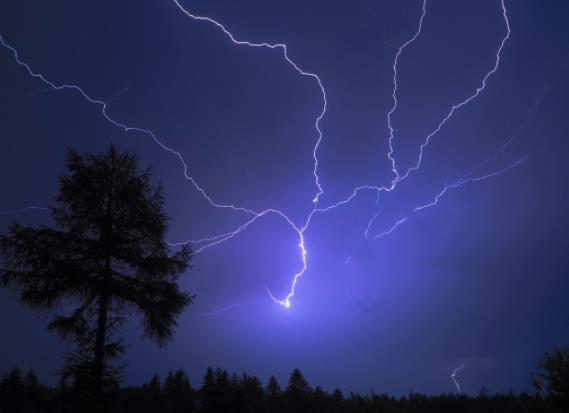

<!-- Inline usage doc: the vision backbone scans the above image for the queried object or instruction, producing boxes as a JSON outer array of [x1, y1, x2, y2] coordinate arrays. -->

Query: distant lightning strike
[[0, 0, 521, 309], [451, 364, 466, 394]]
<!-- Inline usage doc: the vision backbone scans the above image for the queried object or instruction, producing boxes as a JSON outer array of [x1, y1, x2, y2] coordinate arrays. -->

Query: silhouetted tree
[[238, 373, 264, 413], [0, 368, 51, 413], [286, 369, 311, 412], [331, 389, 345, 413], [213, 368, 232, 412], [312, 386, 331, 412], [145, 374, 164, 412], [0, 145, 192, 400], [266, 375, 281, 398], [23, 369, 45, 412], [199, 367, 218, 413], [532, 345, 569, 404], [0, 368, 24, 413], [163, 368, 195, 412], [287, 368, 310, 393], [265, 375, 282, 413]]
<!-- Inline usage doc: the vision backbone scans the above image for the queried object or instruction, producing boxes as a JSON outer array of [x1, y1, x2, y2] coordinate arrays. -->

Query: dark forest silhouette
[[0, 146, 192, 405], [1, 363, 568, 413], [1, 146, 568, 412]]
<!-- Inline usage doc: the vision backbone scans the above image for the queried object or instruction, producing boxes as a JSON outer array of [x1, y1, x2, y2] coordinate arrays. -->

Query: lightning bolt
[[0, 28, 313, 308], [1, 0, 333, 308], [396, 0, 511, 183], [170, 0, 328, 204], [0, 33, 259, 216], [198, 297, 271, 317], [366, 78, 544, 241], [315, 0, 510, 216], [0, 0, 523, 310], [467, 84, 546, 178], [362, 0, 511, 238], [386, 0, 427, 182], [451, 364, 465, 394], [0, 206, 48, 215], [369, 156, 529, 240]]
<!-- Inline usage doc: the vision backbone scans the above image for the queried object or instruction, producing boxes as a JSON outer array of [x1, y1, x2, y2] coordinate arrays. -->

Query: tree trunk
[[94, 165, 114, 396], [93, 254, 110, 396]]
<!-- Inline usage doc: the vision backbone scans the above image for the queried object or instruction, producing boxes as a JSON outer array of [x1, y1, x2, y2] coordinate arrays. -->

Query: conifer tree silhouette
[[0, 145, 193, 399]]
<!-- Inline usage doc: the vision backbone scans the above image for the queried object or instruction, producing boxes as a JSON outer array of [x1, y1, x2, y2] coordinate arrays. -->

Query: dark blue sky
[[1, 0, 569, 396]]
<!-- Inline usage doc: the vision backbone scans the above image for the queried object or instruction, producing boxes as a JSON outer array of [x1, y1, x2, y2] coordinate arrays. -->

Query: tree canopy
[[532, 345, 569, 403], [0, 145, 193, 398]]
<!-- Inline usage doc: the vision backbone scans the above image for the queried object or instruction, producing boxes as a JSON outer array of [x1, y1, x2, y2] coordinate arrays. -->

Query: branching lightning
[[0, 0, 525, 311], [396, 1, 510, 183], [362, 0, 511, 238], [370, 156, 529, 240]]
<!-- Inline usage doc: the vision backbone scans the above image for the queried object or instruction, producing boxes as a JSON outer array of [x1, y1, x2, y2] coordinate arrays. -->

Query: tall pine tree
[[0, 145, 193, 397]]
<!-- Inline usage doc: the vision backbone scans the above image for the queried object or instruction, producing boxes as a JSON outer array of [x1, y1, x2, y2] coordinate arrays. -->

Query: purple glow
[[0, 0, 521, 311]]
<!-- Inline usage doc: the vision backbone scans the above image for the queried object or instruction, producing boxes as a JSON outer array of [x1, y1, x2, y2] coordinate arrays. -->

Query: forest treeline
[[0, 365, 566, 413]]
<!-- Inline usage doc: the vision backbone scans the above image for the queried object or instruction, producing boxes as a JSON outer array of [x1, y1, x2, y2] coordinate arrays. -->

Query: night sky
[[1, 0, 569, 396]]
